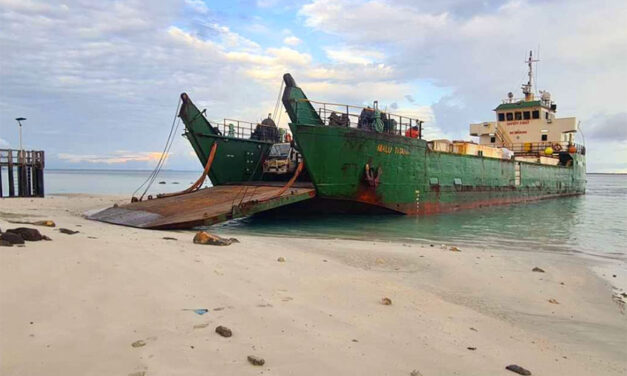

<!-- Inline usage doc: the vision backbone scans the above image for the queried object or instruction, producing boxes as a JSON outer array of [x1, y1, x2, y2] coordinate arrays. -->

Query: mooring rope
[[132, 98, 182, 201]]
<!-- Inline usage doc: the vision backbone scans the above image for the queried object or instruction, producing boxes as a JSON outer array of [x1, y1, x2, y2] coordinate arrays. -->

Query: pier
[[0, 149, 45, 198]]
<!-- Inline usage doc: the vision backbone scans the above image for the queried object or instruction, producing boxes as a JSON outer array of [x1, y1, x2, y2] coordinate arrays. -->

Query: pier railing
[[0, 149, 45, 198], [297, 99, 424, 139]]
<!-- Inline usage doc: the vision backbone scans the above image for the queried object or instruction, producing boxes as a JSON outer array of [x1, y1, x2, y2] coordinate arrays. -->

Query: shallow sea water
[[40, 169, 627, 261]]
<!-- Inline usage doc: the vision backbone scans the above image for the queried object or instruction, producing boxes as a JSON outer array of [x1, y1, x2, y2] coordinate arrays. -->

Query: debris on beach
[[1, 232, 24, 244], [467, 346, 477, 350], [193, 323, 209, 329], [548, 298, 559, 304], [8, 220, 55, 227], [131, 340, 146, 348], [59, 228, 80, 235], [0, 239, 14, 247], [449, 246, 462, 252], [182, 308, 208, 315], [247, 355, 265, 366], [215, 325, 232, 337], [505, 364, 532, 375], [193, 231, 236, 246], [158, 181, 166, 184], [381, 297, 392, 305], [532, 267, 545, 273], [277, 256, 286, 262], [162, 237, 178, 241], [410, 370, 423, 376], [6, 228, 43, 241]]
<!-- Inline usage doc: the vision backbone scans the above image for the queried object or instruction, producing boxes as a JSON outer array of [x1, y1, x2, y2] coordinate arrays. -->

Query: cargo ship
[[282, 52, 586, 214]]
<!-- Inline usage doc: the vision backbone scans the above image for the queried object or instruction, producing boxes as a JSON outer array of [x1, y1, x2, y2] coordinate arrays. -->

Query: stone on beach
[[1, 232, 24, 245], [548, 298, 559, 304], [193, 231, 235, 246], [33, 220, 56, 227], [277, 256, 286, 262], [59, 228, 80, 235], [0, 239, 14, 247], [131, 340, 146, 348], [6, 228, 43, 241], [247, 355, 265, 366], [215, 325, 232, 337], [505, 364, 532, 375], [532, 267, 545, 273], [381, 297, 392, 305]]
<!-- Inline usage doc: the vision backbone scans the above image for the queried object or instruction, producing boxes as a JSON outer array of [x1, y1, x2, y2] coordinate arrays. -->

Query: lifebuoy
[[553, 143, 562, 151]]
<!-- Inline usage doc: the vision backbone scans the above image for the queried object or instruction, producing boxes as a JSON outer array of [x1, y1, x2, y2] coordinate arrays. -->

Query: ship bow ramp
[[88, 184, 315, 229]]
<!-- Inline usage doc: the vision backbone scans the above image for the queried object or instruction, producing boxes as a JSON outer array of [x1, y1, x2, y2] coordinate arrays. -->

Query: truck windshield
[[269, 143, 291, 158]]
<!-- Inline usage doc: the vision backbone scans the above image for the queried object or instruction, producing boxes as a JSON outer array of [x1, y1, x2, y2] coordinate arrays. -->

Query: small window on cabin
[[498, 113, 505, 121], [541, 134, 548, 141], [506, 112, 513, 121], [490, 136, 496, 143], [523, 111, 531, 120], [515, 112, 522, 120], [532, 110, 540, 119], [545, 112, 549, 120]]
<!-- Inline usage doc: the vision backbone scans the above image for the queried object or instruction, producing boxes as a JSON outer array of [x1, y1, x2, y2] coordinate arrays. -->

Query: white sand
[[1, 195, 626, 376]]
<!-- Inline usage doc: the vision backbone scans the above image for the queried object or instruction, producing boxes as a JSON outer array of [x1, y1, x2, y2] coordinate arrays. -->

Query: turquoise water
[[44, 169, 203, 196], [42, 170, 626, 260]]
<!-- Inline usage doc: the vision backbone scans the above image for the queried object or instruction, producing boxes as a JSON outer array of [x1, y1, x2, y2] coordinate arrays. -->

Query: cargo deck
[[88, 183, 316, 229]]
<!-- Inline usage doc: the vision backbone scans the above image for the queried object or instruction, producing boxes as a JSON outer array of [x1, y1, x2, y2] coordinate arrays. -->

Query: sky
[[0, 0, 625, 172]]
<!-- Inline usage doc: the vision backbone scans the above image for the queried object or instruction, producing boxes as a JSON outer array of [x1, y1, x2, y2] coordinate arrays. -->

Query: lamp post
[[15, 117, 26, 160], [15, 117, 26, 151]]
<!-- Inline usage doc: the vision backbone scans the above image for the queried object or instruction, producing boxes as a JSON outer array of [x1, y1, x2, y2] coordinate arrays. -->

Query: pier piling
[[0, 149, 45, 198]]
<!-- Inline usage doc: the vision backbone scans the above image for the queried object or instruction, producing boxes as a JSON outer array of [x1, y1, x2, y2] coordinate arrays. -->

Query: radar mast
[[522, 50, 539, 101]]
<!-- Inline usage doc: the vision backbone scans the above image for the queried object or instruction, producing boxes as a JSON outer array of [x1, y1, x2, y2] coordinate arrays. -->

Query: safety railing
[[208, 119, 283, 143], [297, 99, 424, 139], [503, 142, 585, 155]]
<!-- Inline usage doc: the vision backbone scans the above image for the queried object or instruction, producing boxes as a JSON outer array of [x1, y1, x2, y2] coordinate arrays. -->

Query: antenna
[[522, 50, 539, 101]]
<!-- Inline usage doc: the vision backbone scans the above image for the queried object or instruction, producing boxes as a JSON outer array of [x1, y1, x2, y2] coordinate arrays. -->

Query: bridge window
[[498, 113, 505, 121], [515, 112, 522, 120], [541, 134, 548, 141], [532, 110, 540, 119], [490, 136, 496, 143], [545, 112, 549, 120], [523, 111, 531, 120], [506, 112, 513, 121]]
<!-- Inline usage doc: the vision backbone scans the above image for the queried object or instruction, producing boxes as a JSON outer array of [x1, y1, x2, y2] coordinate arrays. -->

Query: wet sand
[[1, 194, 626, 375]]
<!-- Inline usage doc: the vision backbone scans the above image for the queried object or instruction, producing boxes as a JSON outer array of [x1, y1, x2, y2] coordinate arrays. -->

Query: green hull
[[282, 75, 586, 215], [179, 93, 273, 185], [289, 124, 585, 214]]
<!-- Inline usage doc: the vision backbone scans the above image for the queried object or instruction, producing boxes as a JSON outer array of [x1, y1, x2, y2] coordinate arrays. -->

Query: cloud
[[58, 151, 168, 164], [184, 0, 209, 14], [0, 138, 10, 147], [283, 36, 302, 46], [586, 112, 627, 141], [325, 47, 384, 65]]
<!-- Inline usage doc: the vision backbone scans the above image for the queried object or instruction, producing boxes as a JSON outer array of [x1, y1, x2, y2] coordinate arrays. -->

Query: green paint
[[282, 76, 586, 214], [178, 93, 273, 185], [494, 100, 547, 111]]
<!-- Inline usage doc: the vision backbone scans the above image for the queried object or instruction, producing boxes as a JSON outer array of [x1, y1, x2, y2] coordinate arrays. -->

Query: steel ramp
[[88, 184, 316, 229]]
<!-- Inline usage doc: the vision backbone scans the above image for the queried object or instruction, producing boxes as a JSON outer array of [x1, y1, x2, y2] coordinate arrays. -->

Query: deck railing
[[297, 99, 424, 139], [208, 119, 282, 143], [503, 142, 585, 155]]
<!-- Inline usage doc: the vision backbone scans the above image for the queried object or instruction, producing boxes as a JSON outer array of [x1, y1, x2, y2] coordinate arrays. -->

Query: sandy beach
[[1, 194, 625, 376]]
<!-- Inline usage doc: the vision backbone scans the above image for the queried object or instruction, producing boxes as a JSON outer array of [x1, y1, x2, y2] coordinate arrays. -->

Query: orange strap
[[157, 143, 217, 199], [270, 161, 304, 199]]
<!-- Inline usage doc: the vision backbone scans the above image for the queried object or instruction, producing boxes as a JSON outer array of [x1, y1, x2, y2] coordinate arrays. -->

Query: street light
[[15, 117, 26, 152]]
